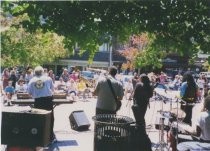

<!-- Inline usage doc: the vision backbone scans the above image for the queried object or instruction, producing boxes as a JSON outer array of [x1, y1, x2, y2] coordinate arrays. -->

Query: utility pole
[[109, 36, 112, 67]]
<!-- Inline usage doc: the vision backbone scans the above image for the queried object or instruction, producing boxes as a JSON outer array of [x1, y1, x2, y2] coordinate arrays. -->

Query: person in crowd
[[196, 75, 206, 101], [4, 80, 15, 106], [132, 73, 154, 127], [153, 75, 168, 91], [76, 78, 89, 101], [148, 72, 157, 87], [24, 69, 33, 84], [180, 72, 198, 125], [132, 72, 139, 89], [124, 78, 133, 100], [69, 71, 78, 82], [66, 78, 78, 101], [201, 74, 209, 98], [60, 68, 69, 83], [43, 68, 48, 76], [55, 77, 67, 92], [93, 66, 124, 115], [169, 95, 210, 151], [2, 68, 10, 89], [9, 70, 18, 89], [48, 69, 55, 83], [159, 71, 167, 85], [13, 66, 20, 80], [16, 79, 27, 93], [170, 74, 182, 90], [27, 66, 55, 141]]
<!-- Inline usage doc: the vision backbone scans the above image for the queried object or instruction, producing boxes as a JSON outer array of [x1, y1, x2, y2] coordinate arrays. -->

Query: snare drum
[[155, 112, 171, 131]]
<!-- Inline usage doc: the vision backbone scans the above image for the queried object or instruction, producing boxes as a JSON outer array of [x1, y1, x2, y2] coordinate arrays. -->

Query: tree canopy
[[1, 0, 210, 66], [1, 13, 68, 67]]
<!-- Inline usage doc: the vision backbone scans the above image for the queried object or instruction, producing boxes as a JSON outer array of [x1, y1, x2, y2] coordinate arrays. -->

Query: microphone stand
[[155, 92, 170, 151]]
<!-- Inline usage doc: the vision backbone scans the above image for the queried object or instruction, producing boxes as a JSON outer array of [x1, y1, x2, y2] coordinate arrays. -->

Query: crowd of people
[[1, 65, 210, 150], [0, 66, 98, 104]]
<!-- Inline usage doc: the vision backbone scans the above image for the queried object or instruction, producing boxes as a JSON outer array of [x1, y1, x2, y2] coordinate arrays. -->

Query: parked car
[[80, 71, 94, 80]]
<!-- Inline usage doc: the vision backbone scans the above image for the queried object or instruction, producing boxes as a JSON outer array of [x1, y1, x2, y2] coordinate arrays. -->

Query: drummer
[[169, 95, 210, 151]]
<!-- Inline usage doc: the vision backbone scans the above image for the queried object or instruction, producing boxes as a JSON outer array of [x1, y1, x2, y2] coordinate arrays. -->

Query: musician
[[132, 74, 154, 127], [93, 66, 124, 115], [169, 95, 210, 151], [27, 66, 55, 142], [195, 95, 210, 142], [180, 72, 198, 125]]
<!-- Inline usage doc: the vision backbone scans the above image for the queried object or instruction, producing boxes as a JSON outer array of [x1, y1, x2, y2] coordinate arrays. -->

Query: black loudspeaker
[[1, 108, 52, 147], [69, 110, 90, 131]]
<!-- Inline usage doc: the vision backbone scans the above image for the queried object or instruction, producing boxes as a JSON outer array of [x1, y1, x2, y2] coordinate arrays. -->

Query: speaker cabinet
[[69, 110, 90, 131], [1, 108, 52, 147]]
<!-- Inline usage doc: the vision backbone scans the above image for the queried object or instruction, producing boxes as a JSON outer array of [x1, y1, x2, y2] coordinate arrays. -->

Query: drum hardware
[[175, 97, 184, 149], [154, 92, 171, 151]]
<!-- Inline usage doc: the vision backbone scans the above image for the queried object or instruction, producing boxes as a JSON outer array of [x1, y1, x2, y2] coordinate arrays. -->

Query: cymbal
[[156, 113, 173, 119], [181, 103, 195, 106]]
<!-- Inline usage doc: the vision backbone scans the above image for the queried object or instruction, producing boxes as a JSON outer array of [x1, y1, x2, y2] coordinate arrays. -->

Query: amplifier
[[1, 108, 52, 147]]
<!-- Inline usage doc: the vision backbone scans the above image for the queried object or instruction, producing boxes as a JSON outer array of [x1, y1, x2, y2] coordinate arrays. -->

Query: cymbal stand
[[175, 97, 182, 149], [155, 93, 170, 151]]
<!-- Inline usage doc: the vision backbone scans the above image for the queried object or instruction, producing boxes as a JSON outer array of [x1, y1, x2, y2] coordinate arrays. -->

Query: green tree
[[1, 25, 68, 67], [1, 1, 209, 65]]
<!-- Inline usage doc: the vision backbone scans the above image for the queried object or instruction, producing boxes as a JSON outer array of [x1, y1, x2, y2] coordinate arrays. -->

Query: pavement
[[1, 88, 204, 151]]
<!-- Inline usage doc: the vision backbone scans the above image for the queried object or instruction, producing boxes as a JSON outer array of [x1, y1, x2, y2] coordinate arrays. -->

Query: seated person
[[55, 77, 67, 92], [16, 79, 27, 93], [4, 81, 15, 105], [66, 78, 77, 101], [169, 95, 210, 151], [76, 78, 89, 100]]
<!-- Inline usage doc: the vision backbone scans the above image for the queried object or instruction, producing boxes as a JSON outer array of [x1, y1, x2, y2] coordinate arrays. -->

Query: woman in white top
[[66, 78, 77, 101], [16, 79, 27, 92]]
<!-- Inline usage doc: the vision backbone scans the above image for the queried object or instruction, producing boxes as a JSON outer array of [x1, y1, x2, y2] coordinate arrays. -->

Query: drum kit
[[154, 92, 188, 151]]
